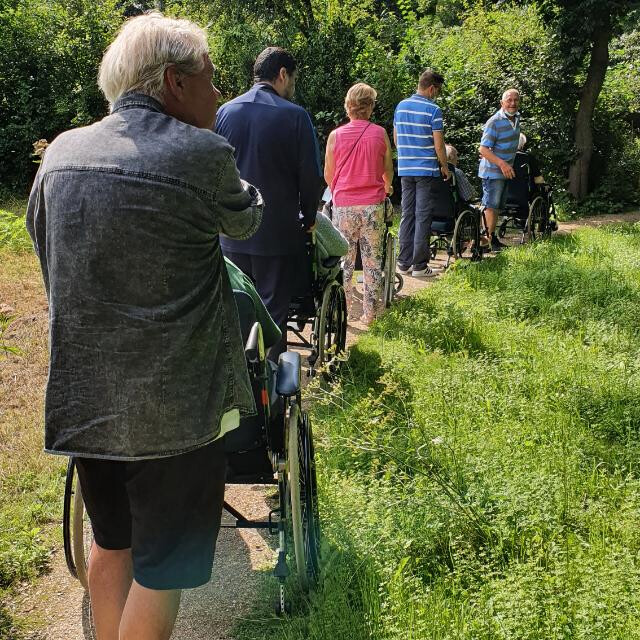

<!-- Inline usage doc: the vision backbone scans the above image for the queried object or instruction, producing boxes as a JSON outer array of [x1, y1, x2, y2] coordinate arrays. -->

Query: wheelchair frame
[[498, 185, 557, 244], [429, 169, 484, 268], [62, 291, 321, 615], [287, 236, 347, 376]]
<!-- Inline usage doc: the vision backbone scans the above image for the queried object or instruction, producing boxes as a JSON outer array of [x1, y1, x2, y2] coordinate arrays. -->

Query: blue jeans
[[481, 178, 509, 211], [398, 176, 444, 271]]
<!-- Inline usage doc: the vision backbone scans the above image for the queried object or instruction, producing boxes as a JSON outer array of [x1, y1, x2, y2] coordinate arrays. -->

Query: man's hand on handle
[[500, 160, 515, 179]]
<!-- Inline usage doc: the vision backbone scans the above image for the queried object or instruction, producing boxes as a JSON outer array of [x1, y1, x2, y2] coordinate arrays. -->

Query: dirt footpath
[[7, 209, 640, 640]]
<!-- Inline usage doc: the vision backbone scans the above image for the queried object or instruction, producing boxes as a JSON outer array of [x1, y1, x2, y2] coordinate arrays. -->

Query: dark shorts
[[74, 438, 226, 590]]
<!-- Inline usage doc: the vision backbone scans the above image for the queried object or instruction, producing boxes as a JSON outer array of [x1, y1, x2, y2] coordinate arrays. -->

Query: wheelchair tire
[[382, 232, 396, 308], [301, 411, 321, 581], [62, 458, 92, 590], [452, 209, 478, 260], [526, 196, 545, 243], [498, 220, 508, 239], [394, 273, 404, 295], [287, 403, 308, 590], [316, 281, 346, 371]]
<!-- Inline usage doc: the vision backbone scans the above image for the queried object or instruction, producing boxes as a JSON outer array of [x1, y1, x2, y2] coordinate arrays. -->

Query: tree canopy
[[1, 0, 638, 213]]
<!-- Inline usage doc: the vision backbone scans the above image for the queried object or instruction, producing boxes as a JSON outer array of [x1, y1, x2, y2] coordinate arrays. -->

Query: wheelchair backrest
[[432, 162, 457, 220], [506, 151, 532, 210]]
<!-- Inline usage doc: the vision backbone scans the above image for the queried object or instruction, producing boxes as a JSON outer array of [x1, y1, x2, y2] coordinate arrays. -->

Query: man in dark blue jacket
[[215, 47, 322, 359]]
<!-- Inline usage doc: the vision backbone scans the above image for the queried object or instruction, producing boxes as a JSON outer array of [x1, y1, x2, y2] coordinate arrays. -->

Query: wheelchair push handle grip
[[244, 322, 263, 363]]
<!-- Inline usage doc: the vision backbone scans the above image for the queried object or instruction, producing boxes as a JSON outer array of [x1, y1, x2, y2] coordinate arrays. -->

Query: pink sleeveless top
[[331, 120, 387, 207]]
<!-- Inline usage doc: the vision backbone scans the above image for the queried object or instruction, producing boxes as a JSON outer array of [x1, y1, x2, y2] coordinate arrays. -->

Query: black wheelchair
[[63, 290, 321, 613], [381, 212, 404, 308], [287, 233, 347, 376], [429, 165, 484, 267], [498, 151, 558, 243]]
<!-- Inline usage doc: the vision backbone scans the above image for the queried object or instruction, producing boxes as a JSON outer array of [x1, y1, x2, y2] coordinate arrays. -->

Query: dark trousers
[[398, 176, 443, 271], [224, 251, 301, 362]]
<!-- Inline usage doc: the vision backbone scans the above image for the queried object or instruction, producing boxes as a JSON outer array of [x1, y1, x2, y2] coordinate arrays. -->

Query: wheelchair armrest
[[276, 351, 301, 397], [244, 322, 264, 364]]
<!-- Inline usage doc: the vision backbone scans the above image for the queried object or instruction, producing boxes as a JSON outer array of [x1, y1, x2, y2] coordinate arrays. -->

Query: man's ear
[[278, 66, 288, 83], [164, 65, 184, 102]]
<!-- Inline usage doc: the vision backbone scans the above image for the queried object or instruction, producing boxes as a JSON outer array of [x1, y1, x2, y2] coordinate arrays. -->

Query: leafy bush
[[0, 0, 121, 191], [0, 210, 31, 252]]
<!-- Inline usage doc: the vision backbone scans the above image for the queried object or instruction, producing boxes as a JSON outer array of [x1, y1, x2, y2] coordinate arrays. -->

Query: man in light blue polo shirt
[[478, 88, 521, 252], [394, 69, 450, 277]]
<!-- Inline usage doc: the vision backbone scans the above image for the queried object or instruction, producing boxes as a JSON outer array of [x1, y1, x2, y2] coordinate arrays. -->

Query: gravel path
[[7, 209, 640, 640]]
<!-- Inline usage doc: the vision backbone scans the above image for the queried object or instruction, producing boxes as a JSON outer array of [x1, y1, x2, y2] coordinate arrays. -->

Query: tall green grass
[[242, 224, 640, 639], [0, 209, 31, 252]]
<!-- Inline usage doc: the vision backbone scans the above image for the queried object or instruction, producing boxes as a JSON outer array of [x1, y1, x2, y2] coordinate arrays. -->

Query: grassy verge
[[1, 224, 63, 637], [238, 223, 640, 639]]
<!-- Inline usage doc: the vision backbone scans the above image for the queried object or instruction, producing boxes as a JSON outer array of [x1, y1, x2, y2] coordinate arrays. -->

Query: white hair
[[445, 144, 458, 163], [502, 88, 520, 101], [98, 12, 209, 107], [518, 133, 527, 150]]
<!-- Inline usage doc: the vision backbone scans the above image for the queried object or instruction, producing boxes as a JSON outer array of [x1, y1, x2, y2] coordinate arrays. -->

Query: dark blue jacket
[[215, 83, 322, 256]]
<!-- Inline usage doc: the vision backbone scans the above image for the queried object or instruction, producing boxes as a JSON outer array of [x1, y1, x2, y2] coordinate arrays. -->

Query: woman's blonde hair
[[344, 83, 377, 120], [98, 12, 209, 107]]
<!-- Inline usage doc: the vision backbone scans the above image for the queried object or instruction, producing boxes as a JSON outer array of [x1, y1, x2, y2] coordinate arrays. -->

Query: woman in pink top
[[324, 83, 394, 325]]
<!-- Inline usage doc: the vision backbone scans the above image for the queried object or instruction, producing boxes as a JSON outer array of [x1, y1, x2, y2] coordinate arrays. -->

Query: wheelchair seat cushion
[[431, 218, 455, 234]]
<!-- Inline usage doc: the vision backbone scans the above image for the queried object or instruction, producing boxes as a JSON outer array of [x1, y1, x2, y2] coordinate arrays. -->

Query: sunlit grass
[[240, 223, 640, 639]]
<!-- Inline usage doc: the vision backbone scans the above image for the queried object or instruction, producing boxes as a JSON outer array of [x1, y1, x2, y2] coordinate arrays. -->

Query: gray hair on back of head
[[518, 133, 527, 150], [98, 12, 209, 107], [445, 144, 458, 163]]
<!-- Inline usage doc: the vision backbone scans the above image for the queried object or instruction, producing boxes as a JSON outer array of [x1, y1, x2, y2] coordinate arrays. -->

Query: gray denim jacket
[[26, 92, 262, 460]]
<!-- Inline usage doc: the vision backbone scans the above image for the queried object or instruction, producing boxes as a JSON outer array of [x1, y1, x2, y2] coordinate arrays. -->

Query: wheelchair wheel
[[316, 281, 346, 369], [287, 403, 320, 590], [382, 232, 396, 308], [301, 411, 320, 580], [63, 458, 92, 590], [525, 196, 545, 243], [452, 209, 479, 260], [394, 272, 404, 295], [498, 220, 508, 239]]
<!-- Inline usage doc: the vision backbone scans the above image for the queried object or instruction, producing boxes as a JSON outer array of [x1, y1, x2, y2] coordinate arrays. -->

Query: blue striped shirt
[[393, 94, 443, 177], [478, 109, 520, 179]]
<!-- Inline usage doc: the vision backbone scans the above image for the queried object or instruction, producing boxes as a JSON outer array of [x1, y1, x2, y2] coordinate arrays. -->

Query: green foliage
[[0, 0, 122, 191], [242, 225, 640, 639], [2, 0, 639, 206], [0, 210, 31, 252]]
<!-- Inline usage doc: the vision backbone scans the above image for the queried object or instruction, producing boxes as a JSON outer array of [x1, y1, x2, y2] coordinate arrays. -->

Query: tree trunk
[[568, 19, 611, 199]]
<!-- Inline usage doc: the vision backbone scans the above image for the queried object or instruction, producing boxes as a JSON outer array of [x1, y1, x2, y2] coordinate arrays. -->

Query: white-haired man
[[478, 88, 521, 251], [26, 13, 262, 640]]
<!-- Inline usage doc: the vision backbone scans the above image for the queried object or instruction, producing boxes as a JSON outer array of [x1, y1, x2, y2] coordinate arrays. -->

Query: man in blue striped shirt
[[394, 69, 450, 277], [478, 89, 521, 251]]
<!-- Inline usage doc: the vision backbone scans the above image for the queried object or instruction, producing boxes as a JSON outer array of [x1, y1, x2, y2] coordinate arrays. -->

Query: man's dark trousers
[[398, 176, 444, 271], [224, 251, 302, 362]]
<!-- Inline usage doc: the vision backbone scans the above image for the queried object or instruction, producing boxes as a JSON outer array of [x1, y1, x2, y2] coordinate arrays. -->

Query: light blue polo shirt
[[394, 94, 443, 177], [478, 109, 520, 179]]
